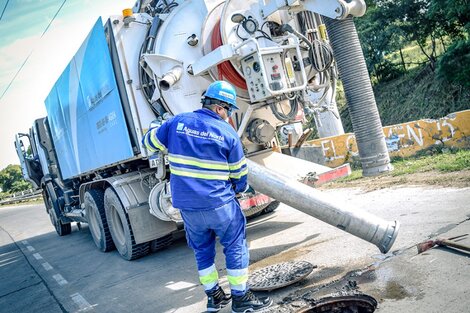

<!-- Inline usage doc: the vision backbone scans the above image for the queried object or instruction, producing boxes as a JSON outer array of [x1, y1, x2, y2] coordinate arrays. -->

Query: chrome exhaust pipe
[[247, 159, 399, 253]]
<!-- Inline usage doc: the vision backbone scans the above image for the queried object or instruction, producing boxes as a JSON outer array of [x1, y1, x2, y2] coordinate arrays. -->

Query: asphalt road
[[1, 186, 469, 313]]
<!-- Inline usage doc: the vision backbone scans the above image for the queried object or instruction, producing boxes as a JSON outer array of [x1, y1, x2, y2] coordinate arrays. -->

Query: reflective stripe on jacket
[[142, 109, 247, 210]]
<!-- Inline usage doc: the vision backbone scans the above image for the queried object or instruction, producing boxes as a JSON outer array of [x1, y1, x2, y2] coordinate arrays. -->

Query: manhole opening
[[298, 294, 377, 313]]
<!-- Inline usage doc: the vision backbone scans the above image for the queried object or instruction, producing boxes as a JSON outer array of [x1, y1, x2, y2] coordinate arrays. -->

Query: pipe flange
[[247, 118, 275, 145]]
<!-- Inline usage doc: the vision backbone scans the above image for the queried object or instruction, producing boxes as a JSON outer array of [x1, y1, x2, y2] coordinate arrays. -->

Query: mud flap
[[127, 204, 177, 244]]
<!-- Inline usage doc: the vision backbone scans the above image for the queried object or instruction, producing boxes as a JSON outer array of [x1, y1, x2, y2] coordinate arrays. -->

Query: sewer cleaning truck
[[15, 0, 399, 260]]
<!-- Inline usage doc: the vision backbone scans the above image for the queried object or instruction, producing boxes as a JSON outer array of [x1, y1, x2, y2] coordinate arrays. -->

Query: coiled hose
[[211, 20, 248, 90], [324, 17, 392, 176]]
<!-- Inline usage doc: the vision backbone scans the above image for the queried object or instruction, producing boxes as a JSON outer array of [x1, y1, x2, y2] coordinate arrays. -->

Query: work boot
[[231, 290, 273, 313], [206, 286, 232, 312]]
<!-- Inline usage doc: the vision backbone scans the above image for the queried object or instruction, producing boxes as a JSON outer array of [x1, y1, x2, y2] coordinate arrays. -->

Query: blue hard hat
[[204, 81, 239, 110]]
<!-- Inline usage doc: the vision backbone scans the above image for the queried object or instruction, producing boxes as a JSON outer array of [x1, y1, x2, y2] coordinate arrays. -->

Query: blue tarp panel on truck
[[45, 18, 134, 180]]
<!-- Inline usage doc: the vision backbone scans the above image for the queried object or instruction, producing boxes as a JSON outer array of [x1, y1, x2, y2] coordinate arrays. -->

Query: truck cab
[[14, 118, 50, 190]]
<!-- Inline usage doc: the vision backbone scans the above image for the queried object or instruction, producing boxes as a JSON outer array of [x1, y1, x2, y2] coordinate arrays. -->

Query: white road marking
[[0, 260, 19, 267], [52, 274, 68, 286], [26, 246, 35, 252], [165, 281, 197, 290], [71, 293, 93, 311], [21, 240, 29, 245], [0, 251, 16, 258], [42, 262, 53, 271], [33, 253, 43, 260]]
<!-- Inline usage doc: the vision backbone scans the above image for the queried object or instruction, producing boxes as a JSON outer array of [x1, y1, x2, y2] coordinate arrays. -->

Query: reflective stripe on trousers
[[227, 268, 248, 293], [198, 264, 219, 291]]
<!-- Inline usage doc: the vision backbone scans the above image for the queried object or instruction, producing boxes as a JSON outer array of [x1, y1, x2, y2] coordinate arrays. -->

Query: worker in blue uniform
[[143, 81, 272, 313]]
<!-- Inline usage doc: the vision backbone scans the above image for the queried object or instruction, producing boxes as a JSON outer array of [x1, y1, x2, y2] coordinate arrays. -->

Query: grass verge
[[323, 149, 470, 190]]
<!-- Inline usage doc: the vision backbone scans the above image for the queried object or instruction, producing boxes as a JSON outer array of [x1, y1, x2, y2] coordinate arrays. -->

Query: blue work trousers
[[180, 198, 249, 294]]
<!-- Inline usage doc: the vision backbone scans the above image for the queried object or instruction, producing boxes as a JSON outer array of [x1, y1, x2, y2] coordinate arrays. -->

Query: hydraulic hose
[[146, 15, 161, 53], [139, 13, 166, 116], [211, 20, 248, 90], [324, 17, 392, 176]]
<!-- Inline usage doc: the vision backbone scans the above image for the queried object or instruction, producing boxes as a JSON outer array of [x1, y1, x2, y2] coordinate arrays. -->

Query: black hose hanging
[[138, 4, 169, 117], [324, 17, 392, 176]]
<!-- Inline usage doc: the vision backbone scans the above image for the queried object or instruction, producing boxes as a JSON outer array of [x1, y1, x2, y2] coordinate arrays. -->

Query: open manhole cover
[[296, 294, 377, 313], [249, 261, 316, 291]]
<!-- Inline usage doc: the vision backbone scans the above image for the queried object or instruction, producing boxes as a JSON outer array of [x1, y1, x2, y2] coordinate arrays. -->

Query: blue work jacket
[[143, 109, 248, 210]]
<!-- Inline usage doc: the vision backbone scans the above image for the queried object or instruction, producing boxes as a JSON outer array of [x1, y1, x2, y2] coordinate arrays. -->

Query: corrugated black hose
[[324, 17, 392, 176]]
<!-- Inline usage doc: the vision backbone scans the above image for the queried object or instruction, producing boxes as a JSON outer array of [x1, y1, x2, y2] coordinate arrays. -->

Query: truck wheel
[[42, 189, 51, 211], [263, 200, 280, 214], [84, 190, 115, 252], [48, 197, 71, 236], [150, 233, 173, 252], [104, 188, 150, 260]]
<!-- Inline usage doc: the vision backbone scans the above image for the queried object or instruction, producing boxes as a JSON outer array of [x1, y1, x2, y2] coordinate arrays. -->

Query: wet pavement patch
[[382, 281, 411, 300]]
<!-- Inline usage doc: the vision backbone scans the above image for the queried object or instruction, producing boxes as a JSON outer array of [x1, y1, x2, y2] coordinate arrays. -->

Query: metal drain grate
[[248, 261, 316, 291]]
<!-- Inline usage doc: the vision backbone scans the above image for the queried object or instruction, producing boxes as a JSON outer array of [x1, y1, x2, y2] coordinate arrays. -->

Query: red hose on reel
[[211, 20, 247, 90]]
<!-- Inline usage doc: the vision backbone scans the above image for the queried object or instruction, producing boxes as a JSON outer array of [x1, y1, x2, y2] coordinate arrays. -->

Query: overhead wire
[[40, 0, 68, 38], [0, 0, 68, 101], [0, 52, 33, 100], [0, 0, 10, 21]]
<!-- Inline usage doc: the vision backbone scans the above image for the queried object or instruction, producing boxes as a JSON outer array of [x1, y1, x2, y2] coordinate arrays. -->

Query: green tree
[[429, 0, 470, 36], [437, 39, 470, 87], [357, 0, 469, 77], [427, 0, 470, 86], [0, 165, 31, 194], [356, 1, 409, 79], [383, 0, 441, 69]]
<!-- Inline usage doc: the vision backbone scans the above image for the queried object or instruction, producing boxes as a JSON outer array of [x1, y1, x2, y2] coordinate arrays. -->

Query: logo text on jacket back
[[176, 123, 225, 142]]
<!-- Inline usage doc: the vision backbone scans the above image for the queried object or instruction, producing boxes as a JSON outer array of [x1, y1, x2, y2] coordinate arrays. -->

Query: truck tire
[[263, 200, 280, 214], [84, 190, 115, 252], [104, 188, 150, 260], [46, 193, 71, 236], [150, 233, 173, 253], [243, 203, 269, 219], [42, 189, 51, 211]]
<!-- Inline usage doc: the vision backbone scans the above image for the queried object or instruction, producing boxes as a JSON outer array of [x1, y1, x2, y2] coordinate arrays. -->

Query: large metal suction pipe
[[159, 66, 183, 91], [247, 159, 399, 253]]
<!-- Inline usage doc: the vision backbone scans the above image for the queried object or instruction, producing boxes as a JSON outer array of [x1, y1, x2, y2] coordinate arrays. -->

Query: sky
[[0, 0, 135, 170]]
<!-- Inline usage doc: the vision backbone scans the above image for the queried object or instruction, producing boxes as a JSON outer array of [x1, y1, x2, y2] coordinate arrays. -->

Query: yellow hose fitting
[[319, 24, 327, 41]]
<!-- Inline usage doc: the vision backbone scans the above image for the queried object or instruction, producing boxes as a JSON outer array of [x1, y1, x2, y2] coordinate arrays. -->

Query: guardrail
[[0, 189, 43, 206]]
